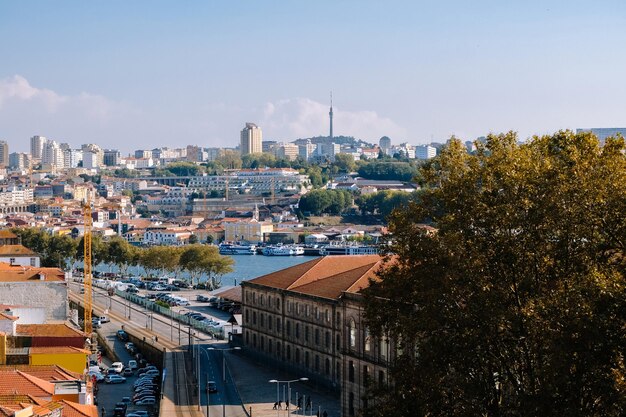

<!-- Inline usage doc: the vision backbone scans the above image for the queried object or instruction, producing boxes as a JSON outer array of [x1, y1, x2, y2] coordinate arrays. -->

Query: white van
[[110, 362, 124, 373]]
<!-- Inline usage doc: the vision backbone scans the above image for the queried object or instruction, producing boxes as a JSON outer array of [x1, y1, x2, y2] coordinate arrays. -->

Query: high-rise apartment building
[[9, 152, 31, 170], [275, 143, 300, 161], [240, 123, 262, 155], [42, 140, 64, 170], [30, 135, 47, 159], [0, 141, 8, 167], [415, 145, 437, 160], [81, 144, 103, 167]]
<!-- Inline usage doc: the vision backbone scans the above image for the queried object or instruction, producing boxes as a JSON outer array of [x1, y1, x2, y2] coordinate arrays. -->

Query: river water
[[94, 254, 317, 288]]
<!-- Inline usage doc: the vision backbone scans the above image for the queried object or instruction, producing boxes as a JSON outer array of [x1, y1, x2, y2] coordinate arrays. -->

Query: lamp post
[[208, 346, 241, 417], [198, 347, 212, 417], [268, 378, 308, 417]]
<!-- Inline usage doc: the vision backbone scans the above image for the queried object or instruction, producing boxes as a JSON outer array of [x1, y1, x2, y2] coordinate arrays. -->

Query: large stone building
[[241, 255, 392, 416]]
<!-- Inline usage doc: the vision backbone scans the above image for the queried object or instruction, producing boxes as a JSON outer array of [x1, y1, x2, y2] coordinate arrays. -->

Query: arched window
[[364, 327, 371, 353], [349, 318, 357, 349]]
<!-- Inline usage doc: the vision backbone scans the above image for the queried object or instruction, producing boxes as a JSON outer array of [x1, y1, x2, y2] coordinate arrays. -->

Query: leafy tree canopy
[[363, 131, 626, 417]]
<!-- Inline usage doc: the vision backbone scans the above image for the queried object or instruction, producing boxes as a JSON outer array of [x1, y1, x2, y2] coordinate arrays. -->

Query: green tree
[[333, 153, 357, 172], [139, 246, 180, 277], [162, 161, 203, 176], [179, 244, 234, 289], [215, 150, 243, 170], [46, 234, 77, 268], [106, 236, 137, 276], [363, 131, 626, 417]]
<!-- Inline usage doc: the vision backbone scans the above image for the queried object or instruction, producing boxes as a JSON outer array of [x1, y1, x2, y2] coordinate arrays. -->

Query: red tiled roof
[[0, 245, 37, 257], [0, 264, 65, 282], [247, 255, 383, 299], [0, 231, 18, 239], [16, 324, 86, 338], [0, 365, 81, 381], [59, 400, 99, 417], [0, 370, 54, 397]]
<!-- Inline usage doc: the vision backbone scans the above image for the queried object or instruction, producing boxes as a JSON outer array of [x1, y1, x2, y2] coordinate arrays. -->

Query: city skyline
[[1, 1, 626, 153]]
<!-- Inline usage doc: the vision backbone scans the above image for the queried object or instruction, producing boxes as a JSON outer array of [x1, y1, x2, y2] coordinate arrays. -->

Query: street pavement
[[74, 281, 340, 417]]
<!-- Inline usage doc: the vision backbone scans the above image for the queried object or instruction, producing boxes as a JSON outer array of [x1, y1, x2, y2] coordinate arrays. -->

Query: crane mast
[[83, 195, 93, 336]]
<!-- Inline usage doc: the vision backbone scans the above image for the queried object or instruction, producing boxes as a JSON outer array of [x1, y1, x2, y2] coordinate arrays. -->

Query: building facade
[[0, 141, 8, 167], [240, 123, 263, 155], [241, 255, 390, 417], [30, 135, 47, 160]]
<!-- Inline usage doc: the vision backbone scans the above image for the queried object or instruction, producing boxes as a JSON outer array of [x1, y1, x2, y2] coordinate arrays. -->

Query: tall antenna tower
[[329, 91, 334, 139]]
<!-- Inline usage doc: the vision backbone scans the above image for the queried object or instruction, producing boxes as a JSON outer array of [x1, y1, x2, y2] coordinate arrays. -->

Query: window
[[305, 351, 310, 368], [363, 365, 370, 386], [276, 298, 281, 310], [364, 327, 371, 353], [287, 301, 291, 312], [30, 258, 36, 266], [252, 292, 256, 304], [245, 310, 249, 323], [325, 331, 330, 349], [325, 358, 331, 375], [287, 345, 291, 360], [336, 312, 341, 325], [380, 335, 389, 360], [268, 316, 273, 330], [336, 361, 341, 380], [325, 309, 330, 322], [268, 339, 272, 354], [349, 318, 357, 349], [286, 321, 291, 336], [336, 334, 341, 351], [348, 360, 355, 382], [315, 329, 320, 345], [252, 312, 257, 325], [305, 304, 309, 316], [261, 336, 265, 350], [260, 314, 265, 328], [276, 342, 281, 358], [378, 370, 385, 387], [296, 323, 300, 339], [277, 318, 281, 332], [260, 294, 265, 306], [349, 392, 355, 416], [315, 355, 320, 372], [305, 326, 309, 342], [9, 258, 15, 265], [295, 348, 300, 363]]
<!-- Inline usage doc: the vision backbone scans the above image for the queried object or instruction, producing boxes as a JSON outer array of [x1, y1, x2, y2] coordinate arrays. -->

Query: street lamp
[[268, 378, 308, 417], [207, 346, 241, 382], [207, 346, 241, 417]]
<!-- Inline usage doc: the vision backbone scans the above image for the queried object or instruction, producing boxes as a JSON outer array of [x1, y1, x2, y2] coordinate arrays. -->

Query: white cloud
[[259, 97, 407, 143], [0, 75, 117, 121]]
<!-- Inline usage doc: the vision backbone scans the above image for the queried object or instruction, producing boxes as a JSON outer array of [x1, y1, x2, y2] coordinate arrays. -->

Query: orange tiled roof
[[16, 323, 86, 338], [247, 255, 383, 299], [0, 231, 18, 239], [0, 264, 65, 282], [214, 286, 242, 303], [0, 365, 81, 381], [0, 245, 37, 257], [29, 347, 90, 355], [59, 400, 98, 417], [0, 370, 55, 397]]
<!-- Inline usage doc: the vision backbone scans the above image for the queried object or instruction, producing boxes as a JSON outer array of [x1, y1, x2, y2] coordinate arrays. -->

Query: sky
[[1, 1, 625, 154]]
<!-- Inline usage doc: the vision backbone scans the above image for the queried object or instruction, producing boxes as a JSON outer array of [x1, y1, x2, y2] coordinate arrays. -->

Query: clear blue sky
[[1, 1, 625, 153]]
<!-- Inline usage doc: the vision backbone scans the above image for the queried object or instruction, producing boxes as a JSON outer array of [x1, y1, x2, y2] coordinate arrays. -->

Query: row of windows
[[245, 310, 339, 351], [286, 300, 336, 323], [347, 317, 390, 359], [246, 331, 339, 378], [246, 291, 281, 310]]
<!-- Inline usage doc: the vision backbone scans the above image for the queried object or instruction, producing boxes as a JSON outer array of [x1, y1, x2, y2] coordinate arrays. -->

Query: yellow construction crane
[[83, 193, 93, 336]]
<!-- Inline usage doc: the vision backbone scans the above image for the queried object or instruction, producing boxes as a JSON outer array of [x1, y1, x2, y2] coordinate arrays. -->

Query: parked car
[[105, 375, 126, 384], [89, 371, 105, 382], [115, 402, 128, 412], [116, 329, 129, 341], [91, 319, 101, 329], [134, 398, 156, 406], [123, 368, 133, 376], [97, 315, 110, 323], [128, 359, 138, 370]]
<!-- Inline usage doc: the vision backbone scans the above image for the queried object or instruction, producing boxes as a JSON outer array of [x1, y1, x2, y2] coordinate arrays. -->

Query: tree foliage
[[363, 131, 626, 417], [357, 161, 419, 181], [179, 244, 233, 288], [11, 228, 77, 268], [298, 189, 353, 216], [356, 190, 417, 219]]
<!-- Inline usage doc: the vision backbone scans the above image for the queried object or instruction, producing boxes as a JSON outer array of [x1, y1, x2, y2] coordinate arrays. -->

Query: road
[[70, 281, 247, 417]]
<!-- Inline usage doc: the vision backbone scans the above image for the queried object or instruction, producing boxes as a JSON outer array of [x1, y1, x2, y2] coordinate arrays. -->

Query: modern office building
[[275, 143, 300, 161], [240, 123, 263, 155], [415, 145, 437, 160], [103, 149, 121, 166], [30, 135, 47, 159], [576, 128, 626, 144], [0, 141, 8, 167]]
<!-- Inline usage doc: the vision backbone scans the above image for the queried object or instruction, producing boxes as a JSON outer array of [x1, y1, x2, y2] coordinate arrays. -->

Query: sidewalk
[[227, 351, 340, 417]]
